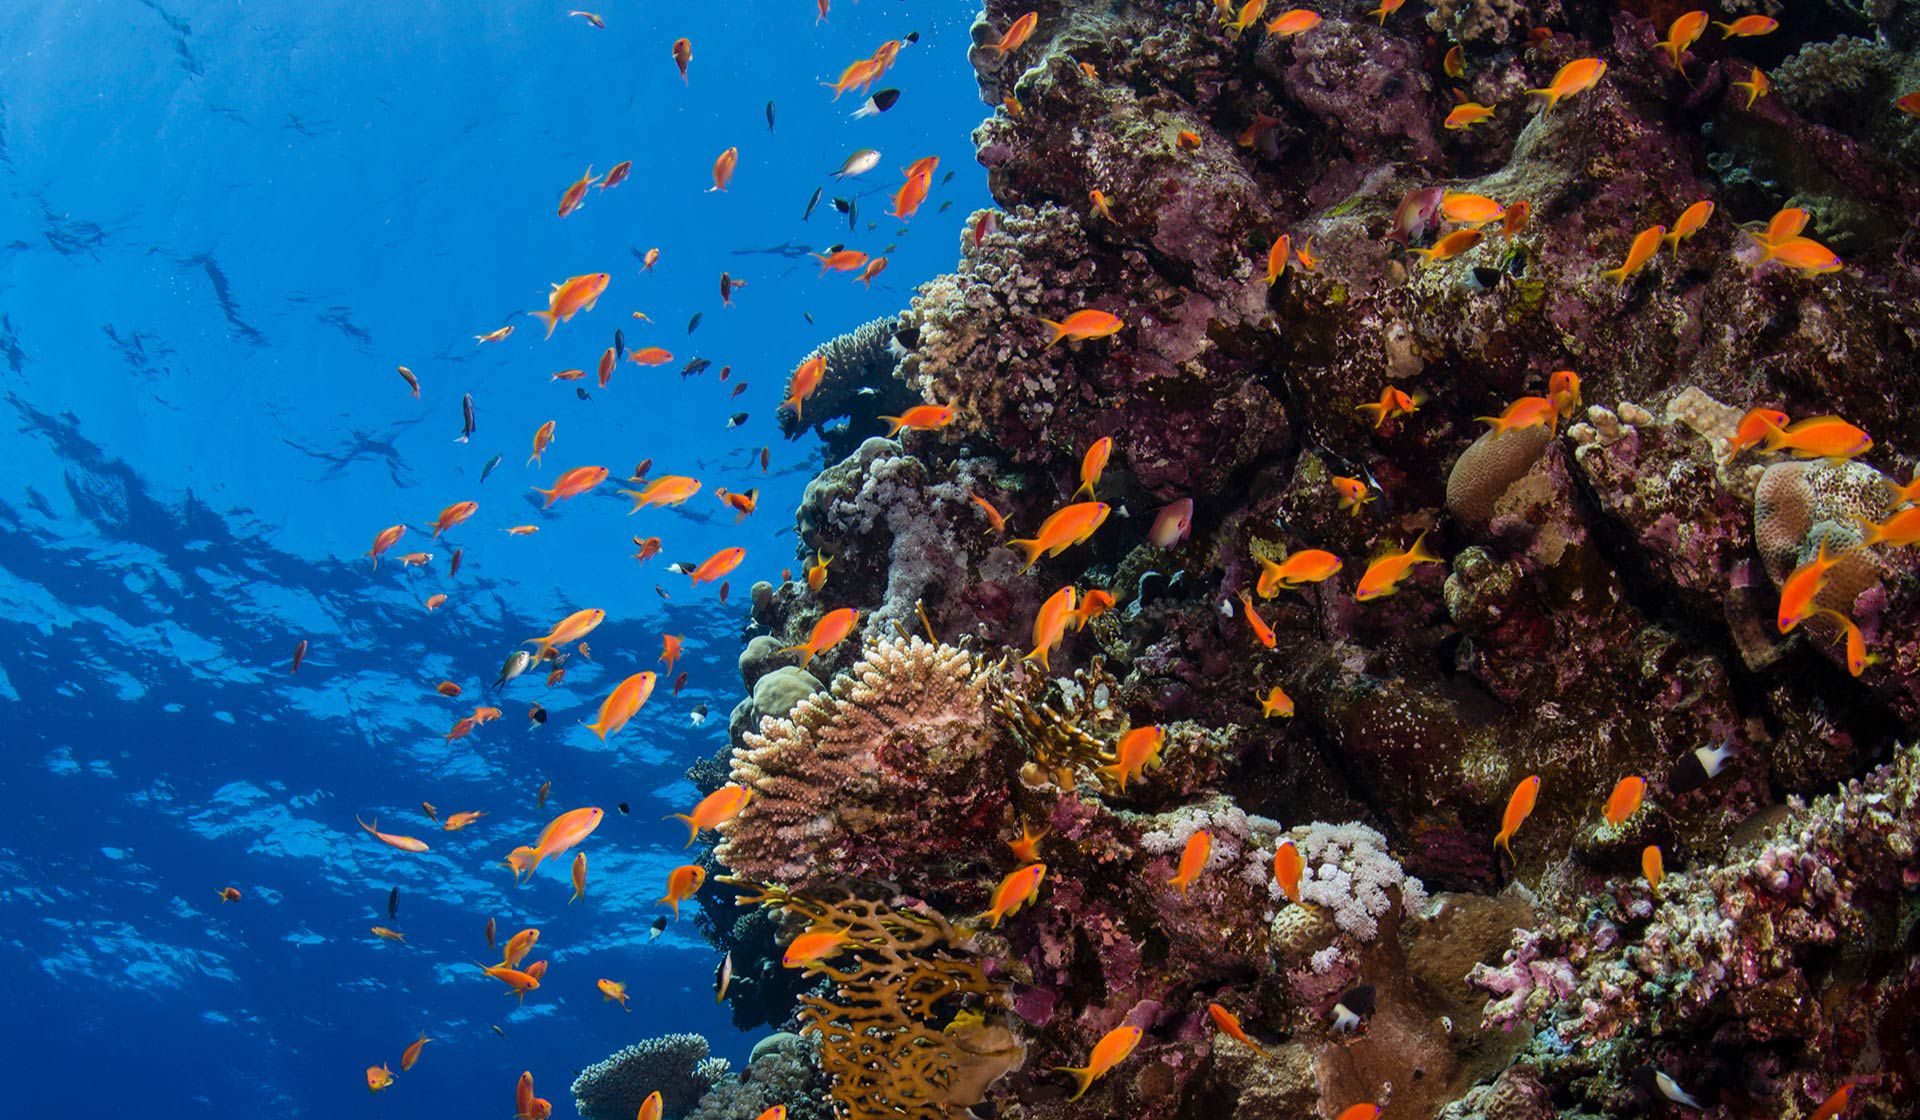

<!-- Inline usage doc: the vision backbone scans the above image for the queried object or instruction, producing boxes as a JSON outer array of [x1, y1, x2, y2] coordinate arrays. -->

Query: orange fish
[[1548, 369, 1582, 417], [1266, 8, 1320, 35], [659, 633, 683, 677], [1257, 549, 1343, 595], [597, 344, 617, 387], [880, 404, 956, 435], [1733, 66, 1769, 110], [371, 926, 406, 942], [1602, 775, 1645, 826], [1859, 507, 1920, 548], [689, 546, 745, 585], [1642, 844, 1664, 889], [1477, 395, 1559, 435], [782, 355, 826, 422], [1444, 102, 1495, 130], [529, 273, 610, 339], [858, 256, 889, 287], [556, 165, 595, 218], [627, 346, 674, 366], [1714, 14, 1778, 37], [781, 925, 851, 967], [971, 493, 1008, 534], [812, 249, 869, 274], [1071, 587, 1116, 630], [1237, 589, 1276, 648], [1008, 822, 1047, 864], [1655, 10, 1708, 71], [1056, 1025, 1142, 1101], [531, 465, 607, 508], [1808, 1083, 1858, 1120], [805, 550, 832, 593], [570, 851, 587, 904], [598, 978, 630, 1011], [598, 160, 630, 189], [475, 325, 514, 344], [1024, 585, 1078, 671], [1602, 225, 1666, 286], [1272, 838, 1303, 900], [516, 1070, 552, 1120], [1777, 540, 1844, 633], [715, 487, 759, 522], [823, 57, 882, 100], [429, 501, 479, 538], [1355, 532, 1443, 601], [988, 11, 1038, 53], [657, 863, 707, 920], [1075, 437, 1113, 499], [358, 815, 429, 853], [1176, 130, 1202, 150], [1009, 501, 1110, 570], [1169, 830, 1212, 894], [1338, 1107, 1381, 1120], [1501, 200, 1532, 236], [367, 1063, 394, 1093], [1440, 192, 1505, 226], [1494, 774, 1541, 857], [1411, 227, 1483, 264], [621, 475, 702, 510], [631, 536, 662, 564], [980, 862, 1046, 928], [1332, 475, 1374, 515], [701, 147, 740, 194], [1527, 57, 1607, 113], [367, 524, 407, 569], [1040, 309, 1124, 348], [501, 927, 539, 968], [1726, 407, 1790, 456], [1294, 236, 1319, 271], [1763, 236, 1843, 277], [784, 608, 860, 668], [1899, 92, 1920, 117], [1829, 611, 1880, 681], [1208, 1003, 1270, 1056], [443, 811, 487, 831], [1099, 726, 1165, 792], [523, 423, 556, 468], [400, 1032, 430, 1071], [671, 37, 691, 82], [217, 886, 243, 902], [1264, 233, 1291, 286], [421, 593, 444, 612], [670, 784, 752, 847], [1443, 44, 1466, 78], [1225, 0, 1268, 36], [585, 672, 656, 741], [504, 525, 538, 536], [504, 806, 604, 882], [1259, 685, 1294, 719], [890, 172, 933, 220], [1367, 0, 1404, 22], [397, 551, 433, 568], [1759, 415, 1869, 459]]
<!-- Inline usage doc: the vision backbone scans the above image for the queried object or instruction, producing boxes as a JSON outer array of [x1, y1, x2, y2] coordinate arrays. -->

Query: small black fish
[[938, 200, 953, 212], [803, 312, 815, 324], [803, 187, 823, 222], [655, 584, 670, 599], [906, 31, 920, 44], [682, 357, 712, 378], [480, 453, 504, 483], [387, 887, 398, 921], [528, 702, 547, 727], [1670, 741, 1735, 794], [941, 170, 954, 184], [726, 412, 748, 429], [617, 801, 630, 815], [766, 100, 776, 132], [667, 562, 695, 575], [690, 703, 709, 726], [832, 198, 851, 216], [576, 387, 591, 401], [1331, 983, 1375, 1032], [457, 392, 475, 442], [687, 312, 703, 335], [491, 1025, 506, 1038], [614, 328, 625, 355], [853, 88, 900, 118], [1470, 266, 1505, 290], [894, 325, 921, 350], [649, 916, 668, 941], [730, 382, 748, 398]]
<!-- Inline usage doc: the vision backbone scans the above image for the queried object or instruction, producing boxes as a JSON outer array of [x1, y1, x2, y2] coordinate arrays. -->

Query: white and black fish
[[648, 916, 668, 942], [853, 88, 900, 118], [1669, 741, 1735, 794], [1330, 984, 1374, 1033], [714, 951, 733, 1003], [689, 703, 709, 727], [726, 412, 749, 429]]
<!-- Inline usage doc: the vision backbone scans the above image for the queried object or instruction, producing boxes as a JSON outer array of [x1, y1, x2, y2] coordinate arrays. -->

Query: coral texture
[[572, 1033, 729, 1120]]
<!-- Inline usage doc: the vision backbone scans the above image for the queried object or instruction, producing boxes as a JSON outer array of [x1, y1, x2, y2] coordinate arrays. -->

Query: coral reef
[[694, 0, 1920, 1117], [687, 1032, 831, 1120], [777, 317, 921, 462], [572, 1033, 730, 1120]]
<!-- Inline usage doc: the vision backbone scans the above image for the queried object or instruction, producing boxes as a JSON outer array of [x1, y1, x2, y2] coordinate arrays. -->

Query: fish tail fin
[[1858, 515, 1886, 547], [1356, 402, 1388, 426], [780, 643, 815, 668], [1407, 530, 1442, 565], [1757, 415, 1791, 451], [583, 716, 609, 742], [1072, 479, 1094, 501], [669, 814, 700, 847], [1663, 229, 1681, 256], [1711, 20, 1732, 35], [1525, 88, 1560, 113], [1600, 263, 1627, 286], [1055, 1065, 1097, 1101], [1474, 414, 1507, 434], [529, 309, 557, 339], [505, 846, 541, 882], [1095, 762, 1127, 791], [1493, 830, 1512, 858], [879, 414, 910, 437], [1007, 537, 1047, 571], [1039, 318, 1065, 349]]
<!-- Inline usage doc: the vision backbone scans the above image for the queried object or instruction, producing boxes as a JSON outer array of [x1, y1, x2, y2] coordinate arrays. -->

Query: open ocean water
[[0, 2, 989, 1115]]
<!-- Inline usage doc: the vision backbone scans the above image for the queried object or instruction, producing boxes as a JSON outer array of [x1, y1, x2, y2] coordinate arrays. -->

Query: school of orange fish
[[212, 5, 1914, 1118]]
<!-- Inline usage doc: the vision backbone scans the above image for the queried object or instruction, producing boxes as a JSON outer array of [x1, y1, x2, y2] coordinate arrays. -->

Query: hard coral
[[716, 637, 1010, 889], [572, 1033, 729, 1120]]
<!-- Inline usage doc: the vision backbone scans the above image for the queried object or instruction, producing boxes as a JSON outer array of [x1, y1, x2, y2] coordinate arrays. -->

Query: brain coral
[[715, 637, 1014, 888], [1752, 457, 1893, 616], [1446, 424, 1553, 525]]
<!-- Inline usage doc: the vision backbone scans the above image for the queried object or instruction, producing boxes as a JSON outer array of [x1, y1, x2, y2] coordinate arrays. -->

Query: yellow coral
[[727, 882, 1023, 1120]]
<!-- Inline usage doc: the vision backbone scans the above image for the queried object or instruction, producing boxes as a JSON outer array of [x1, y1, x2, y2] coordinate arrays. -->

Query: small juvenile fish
[[570, 852, 588, 904], [1259, 685, 1294, 719], [648, 916, 667, 941], [1272, 839, 1303, 900], [1330, 984, 1375, 1032], [1332, 475, 1375, 515], [1642, 844, 1664, 889], [672, 37, 692, 82], [708, 147, 737, 193], [598, 979, 630, 1011], [1602, 775, 1645, 826], [853, 88, 900, 118], [1443, 44, 1465, 78], [1009, 822, 1047, 864], [1207, 1003, 1270, 1056], [367, 1063, 394, 1093], [1237, 590, 1276, 648]]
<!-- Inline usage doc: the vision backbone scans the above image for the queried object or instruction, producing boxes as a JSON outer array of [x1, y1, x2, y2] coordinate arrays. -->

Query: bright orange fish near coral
[[1208, 1003, 1270, 1056], [1040, 309, 1124, 348], [783, 607, 859, 668], [1494, 775, 1541, 858], [1056, 1025, 1142, 1100], [1527, 58, 1607, 113], [1024, 585, 1078, 671], [1098, 726, 1165, 792], [584, 671, 655, 741], [670, 784, 752, 846], [1355, 532, 1444, 601], [980, 862, 1047, 929], [1008, 502, 1110, 570], [1602, 775, 1645, 826], [1169, 829, 1213, 893], [657, 864, 707, 921]]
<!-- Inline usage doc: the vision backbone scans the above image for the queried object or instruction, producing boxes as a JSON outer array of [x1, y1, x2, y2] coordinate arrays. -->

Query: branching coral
[[729, 883, 1023, 1120], [778, 317, 919, 461], [716, 637, 1011, 888], [572, 1033, 729, 1120]]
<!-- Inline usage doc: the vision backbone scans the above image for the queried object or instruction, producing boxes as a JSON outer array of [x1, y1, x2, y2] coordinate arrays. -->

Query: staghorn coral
[[730, 883, 1022, 1120], [716, 637, 1012, 889], [572, 1033, 730, 1120]]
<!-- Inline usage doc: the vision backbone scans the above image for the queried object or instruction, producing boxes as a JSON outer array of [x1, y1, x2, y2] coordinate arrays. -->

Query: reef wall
[[645, 1, 1920, 1117]]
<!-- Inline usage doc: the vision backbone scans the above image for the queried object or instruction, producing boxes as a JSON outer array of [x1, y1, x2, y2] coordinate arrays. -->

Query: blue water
[[0, 2, 988, 1115]]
